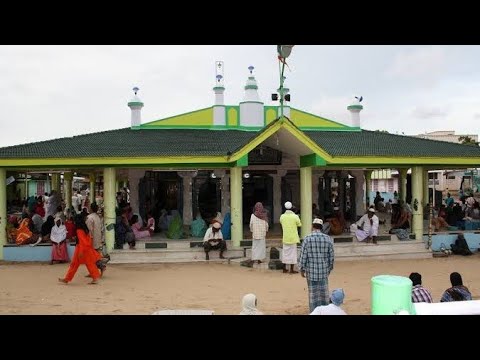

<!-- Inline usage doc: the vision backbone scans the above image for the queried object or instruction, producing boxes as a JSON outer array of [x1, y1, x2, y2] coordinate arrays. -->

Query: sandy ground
[[1, 255, 479, 315]]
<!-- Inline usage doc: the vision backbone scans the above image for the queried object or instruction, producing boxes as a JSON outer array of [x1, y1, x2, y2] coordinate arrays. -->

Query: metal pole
[[279, 61, 286, 119]]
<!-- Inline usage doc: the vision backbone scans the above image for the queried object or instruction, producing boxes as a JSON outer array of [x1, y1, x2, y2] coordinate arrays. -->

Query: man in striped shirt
[[299, 218, 335, 312], [409, 272, 433, 303]]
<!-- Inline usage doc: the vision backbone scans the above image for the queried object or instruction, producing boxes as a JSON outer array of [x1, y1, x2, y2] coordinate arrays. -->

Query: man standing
[[86, 202, 105, 259], [280, 201, 302, 274], [299, 218, 334, 312]]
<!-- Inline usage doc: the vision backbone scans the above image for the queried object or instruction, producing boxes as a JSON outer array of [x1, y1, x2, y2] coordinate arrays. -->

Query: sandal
[[88, 279, 99, 285], [58, 278, 68, 284]]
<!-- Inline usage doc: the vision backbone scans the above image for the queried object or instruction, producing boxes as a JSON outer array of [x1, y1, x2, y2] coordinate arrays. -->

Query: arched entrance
[[242, 173, 274, 224]]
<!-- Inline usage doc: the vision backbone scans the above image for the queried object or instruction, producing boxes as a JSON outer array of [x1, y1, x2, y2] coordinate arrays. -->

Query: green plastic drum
[[371, 275, 415, 315]]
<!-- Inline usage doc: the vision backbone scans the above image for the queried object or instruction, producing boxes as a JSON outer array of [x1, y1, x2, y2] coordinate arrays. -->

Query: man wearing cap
[[280, 201, 302, 274], [310, 288, 347, 315], [203, 221, 226, 260], [299, 218, 335, 312], [353, 206, 379, 243]]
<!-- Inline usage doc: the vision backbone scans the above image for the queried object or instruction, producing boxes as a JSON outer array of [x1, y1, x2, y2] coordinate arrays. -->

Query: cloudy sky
[[1, 45, 479, 147]]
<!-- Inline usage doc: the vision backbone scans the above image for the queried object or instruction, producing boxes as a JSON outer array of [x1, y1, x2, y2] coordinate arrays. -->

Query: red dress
[[63, 229, 101, 282]]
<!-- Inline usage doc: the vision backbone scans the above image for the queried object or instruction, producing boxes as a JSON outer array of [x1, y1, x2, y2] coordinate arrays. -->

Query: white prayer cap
[[368, 207, 376, 213], [312, 218, 323, 225], [212, 222, 221, 229], [284, 202, 293, 210]]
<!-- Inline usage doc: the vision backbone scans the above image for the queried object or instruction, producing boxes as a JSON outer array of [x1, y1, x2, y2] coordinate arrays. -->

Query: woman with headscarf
[[15, 216, 38, 245], [50, 216, 69, 264], [58, 214, 102, 285], [249, 202, 269, 264], [239, 293, 263, 315], [440, 272, 472, 302]]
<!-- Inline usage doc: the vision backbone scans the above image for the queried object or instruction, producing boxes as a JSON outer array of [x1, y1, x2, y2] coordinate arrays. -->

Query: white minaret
[[213, 61, 226, 126], [239, 66, 264, 127], [128, 87, 144, 128], [347, 96, 363, 128]]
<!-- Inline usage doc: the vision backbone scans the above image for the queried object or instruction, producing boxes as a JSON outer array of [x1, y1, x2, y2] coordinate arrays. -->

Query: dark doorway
[[140, 171, 182, 227], [194, 171, 221, 224], [243, 174, 274, 224]]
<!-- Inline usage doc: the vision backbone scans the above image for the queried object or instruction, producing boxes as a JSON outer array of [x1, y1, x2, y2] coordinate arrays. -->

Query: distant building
[[414, 131, 479, 193]]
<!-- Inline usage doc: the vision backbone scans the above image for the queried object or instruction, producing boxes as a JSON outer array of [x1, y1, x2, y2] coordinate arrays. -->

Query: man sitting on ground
[[310, 288, 347, 315], [203, 221, 226, 260], [409, 272, 433, 303]]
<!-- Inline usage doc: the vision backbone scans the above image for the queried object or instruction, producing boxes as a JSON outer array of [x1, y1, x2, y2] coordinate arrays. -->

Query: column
[[178, 171, 197, 226], [312, 170, 323, 210], [128, 169, 144, 215], [103, 167, 116, 252], [365, 170, 372, 208], [300, 167, 312, 239], [351, 170, 366, 218], [220, 173, 230, 215], [423, 169, 429, 207], [115, 180, 120, 192], [273, 170, 287, 224], [51, 173, 60, 193], [230, 167, 243, 247], [0, 168, 6, 260], [25, 172, 29, 199], [411, 166, 424, 241], [399, 168, 408, 202], [89, 172, 96, 204], [64, 172, 73, 209]]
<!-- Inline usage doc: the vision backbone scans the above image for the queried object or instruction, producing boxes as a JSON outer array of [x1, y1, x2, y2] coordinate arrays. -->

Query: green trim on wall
[[245, 85, 258, 90], [226, 106, 239, 127], [131, 124, 262, 131], [299, 126, 362, 132], [239, 101, 264, 105], [347, 105, 363, 110], [235, 154, 249, 167], [300, 154, 327, 167], [290, 107, 350, 128], [127, 102, 144, 107], [212, 86, 225, 91], [139, 107, 213, 126]]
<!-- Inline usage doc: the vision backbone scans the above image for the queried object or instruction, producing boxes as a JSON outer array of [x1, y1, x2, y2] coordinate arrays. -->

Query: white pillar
[[64, 172, 73, 209], [350, 170, 366, 217], [89, 172, 95, 205], [128, 169, 144, 215], [230, 167, 243, 247], [103, 168, 116, 252], [411, 166, 424, 241], [178, 171, 197, 226], [0, 168, 6, 260], [273, 170, 287, 224], [220, 172, 230, 215]]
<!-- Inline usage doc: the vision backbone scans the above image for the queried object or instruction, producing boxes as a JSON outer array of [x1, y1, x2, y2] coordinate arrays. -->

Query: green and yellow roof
[[0, 102, 479, 169]]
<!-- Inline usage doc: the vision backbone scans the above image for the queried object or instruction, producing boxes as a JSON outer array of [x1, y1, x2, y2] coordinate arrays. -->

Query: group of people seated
[[410, 271, 472, 303], [114, 204, 155, 250]]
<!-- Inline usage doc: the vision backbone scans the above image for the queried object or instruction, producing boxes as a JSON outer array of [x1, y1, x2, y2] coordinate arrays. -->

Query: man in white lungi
[[280, 201, 302, 274], [352, 206, 379, 243], [249, 202, 269, 264]]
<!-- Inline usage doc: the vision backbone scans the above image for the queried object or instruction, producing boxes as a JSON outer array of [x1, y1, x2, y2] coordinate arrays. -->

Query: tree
[[459, 135, 479, 146]]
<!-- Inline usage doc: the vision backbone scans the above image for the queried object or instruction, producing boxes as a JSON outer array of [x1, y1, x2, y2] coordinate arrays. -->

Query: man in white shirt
[[310, 288, 347, 315], [352, 206, 379, 243], [203, 222, 226, 260]]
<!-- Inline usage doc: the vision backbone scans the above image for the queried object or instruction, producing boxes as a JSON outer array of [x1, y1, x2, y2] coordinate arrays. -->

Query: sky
[[1, 45, 480, 147]]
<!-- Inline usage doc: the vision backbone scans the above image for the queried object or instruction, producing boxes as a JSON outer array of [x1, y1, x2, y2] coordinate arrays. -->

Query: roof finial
[[248, 65, 254, 75], [133, 86, 139, 95]]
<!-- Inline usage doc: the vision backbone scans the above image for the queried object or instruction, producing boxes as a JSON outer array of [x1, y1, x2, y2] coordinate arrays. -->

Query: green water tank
[[371, 275, 415, 315]]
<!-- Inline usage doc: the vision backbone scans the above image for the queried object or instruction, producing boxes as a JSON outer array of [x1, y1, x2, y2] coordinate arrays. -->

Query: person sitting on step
[[203, 221, 226, 260]]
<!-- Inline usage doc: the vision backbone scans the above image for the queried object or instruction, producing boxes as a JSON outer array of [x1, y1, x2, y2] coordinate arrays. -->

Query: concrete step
[[110, 247, 244, 264]]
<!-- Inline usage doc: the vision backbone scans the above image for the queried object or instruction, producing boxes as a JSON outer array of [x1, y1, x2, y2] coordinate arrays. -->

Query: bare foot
[[101, 268, 106, 277], [58, 278, 68, 284], [289, 270, 299, 274], [85, 274, 92, 278], [88, 279, 99, 285]]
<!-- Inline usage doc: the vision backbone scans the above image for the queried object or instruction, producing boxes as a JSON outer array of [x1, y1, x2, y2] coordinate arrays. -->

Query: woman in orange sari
[[15, 217, 39, 245], [58, 214, 102, 285]]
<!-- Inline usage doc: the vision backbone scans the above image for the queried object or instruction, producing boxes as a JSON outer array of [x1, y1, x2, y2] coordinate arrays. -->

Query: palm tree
[[459, 136, 479, 146]]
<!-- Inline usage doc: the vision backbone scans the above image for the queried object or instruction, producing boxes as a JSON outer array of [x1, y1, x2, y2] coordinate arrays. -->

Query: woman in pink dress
[[130, 215, 151, 240], [146, 211, 155, 236], [50, 216, 69, 264]]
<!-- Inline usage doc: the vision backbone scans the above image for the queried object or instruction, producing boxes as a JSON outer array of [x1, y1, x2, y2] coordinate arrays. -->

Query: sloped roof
[[305, 130, 480, 157], [0, 128, 258, 158], [1, 126, 479, 161]]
